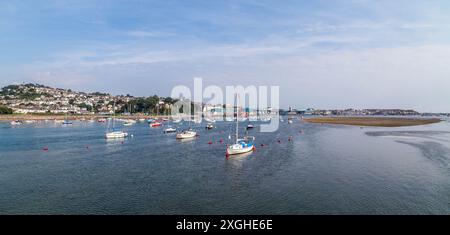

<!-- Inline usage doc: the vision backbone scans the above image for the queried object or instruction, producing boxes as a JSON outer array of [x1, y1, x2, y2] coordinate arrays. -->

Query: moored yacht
[[105, 101, 129, 139], [176, 129, 197, 139], [106, 130, 128, 139], [226, 94, 255, 156]]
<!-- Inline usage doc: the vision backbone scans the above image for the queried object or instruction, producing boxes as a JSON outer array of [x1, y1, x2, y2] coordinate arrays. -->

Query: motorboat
[[150, 122, 162, 127], [123, 122, 134, 126], [205, 123, 214, 130], [123, 119, 136, 126], [10, 120, 22, 125], [172, 119, 182, 124], [164, 127, 177, 133]]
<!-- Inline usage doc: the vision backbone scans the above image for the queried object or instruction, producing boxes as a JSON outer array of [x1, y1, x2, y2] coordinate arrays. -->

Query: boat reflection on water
[[105, 137, 128, 147], [177, 137, 196, 143], [225, 151, 253, 168], [226, 150, 253, 159]]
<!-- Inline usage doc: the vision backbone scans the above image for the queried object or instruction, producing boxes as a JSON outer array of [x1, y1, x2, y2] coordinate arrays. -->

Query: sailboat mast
[[112, 101, 115, 130], [236, 94, 239, 144]]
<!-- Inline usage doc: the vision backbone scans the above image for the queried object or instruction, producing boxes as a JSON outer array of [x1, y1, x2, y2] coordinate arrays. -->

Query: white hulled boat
[[10, 120, 22, 125], [176, 129, 197, 139], [105, 101, 129, 139], [206, 123, 214, 130], [226, 95, 255, 156], [106, 131, 129, 139], [176, 117, 196, 139], [164, 127, 177, 133]]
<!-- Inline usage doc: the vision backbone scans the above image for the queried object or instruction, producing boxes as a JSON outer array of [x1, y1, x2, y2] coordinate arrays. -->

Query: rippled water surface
[[0, 119, 449, 214]]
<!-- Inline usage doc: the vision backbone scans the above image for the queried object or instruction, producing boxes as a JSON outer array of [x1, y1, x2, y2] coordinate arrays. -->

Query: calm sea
[[0, 118, 449, 214]]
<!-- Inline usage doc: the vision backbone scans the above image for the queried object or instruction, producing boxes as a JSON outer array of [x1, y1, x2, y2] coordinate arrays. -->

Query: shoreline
[[0, 114, 172, 121], [303, 116, 442, 127]]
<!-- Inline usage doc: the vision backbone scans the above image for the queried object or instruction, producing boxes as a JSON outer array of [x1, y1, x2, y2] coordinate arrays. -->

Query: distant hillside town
[[0, 83, 177, 115], [0, 83, 448, 117]]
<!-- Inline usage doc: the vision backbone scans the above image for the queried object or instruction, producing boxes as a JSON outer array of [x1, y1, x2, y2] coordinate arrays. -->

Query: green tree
[[0, 106, 13, 114]]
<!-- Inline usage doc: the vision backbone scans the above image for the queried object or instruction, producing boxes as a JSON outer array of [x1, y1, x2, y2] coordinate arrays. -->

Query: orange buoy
[[42, 147, 49, 151], [208, 141, 213, 145]]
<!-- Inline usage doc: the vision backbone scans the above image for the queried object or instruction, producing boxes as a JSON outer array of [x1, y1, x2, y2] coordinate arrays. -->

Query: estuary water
[[0, 118, 449, 214]]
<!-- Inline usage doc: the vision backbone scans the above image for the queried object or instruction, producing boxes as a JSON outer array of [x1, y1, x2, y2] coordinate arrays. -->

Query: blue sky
[[1, 0, 450, 111]]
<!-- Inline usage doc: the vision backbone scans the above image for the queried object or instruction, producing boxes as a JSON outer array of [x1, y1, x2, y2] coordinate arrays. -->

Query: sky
[[1, 0, 450, 112]]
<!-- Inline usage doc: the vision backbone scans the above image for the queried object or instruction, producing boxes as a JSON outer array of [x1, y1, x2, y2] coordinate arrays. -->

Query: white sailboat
[[226, 95, 255, 156], [105, 101, 128, 139], [176, 116, 197, 139]]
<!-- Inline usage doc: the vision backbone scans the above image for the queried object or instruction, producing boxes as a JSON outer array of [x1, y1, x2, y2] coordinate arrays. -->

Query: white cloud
[[22, 41, 450, 112]]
